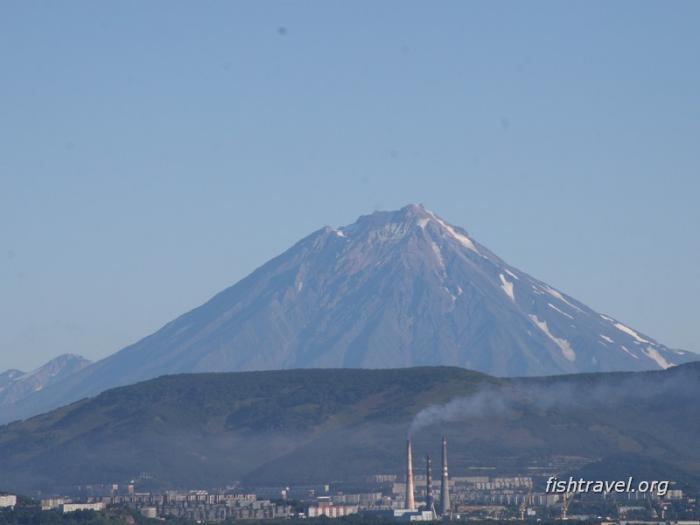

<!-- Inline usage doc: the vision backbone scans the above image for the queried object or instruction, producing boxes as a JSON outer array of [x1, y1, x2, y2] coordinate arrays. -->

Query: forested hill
[[1, 364, 699, 493]]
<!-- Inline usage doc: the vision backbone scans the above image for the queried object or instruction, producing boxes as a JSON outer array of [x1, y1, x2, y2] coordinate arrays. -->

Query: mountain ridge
[[0, 354, 91, 408]]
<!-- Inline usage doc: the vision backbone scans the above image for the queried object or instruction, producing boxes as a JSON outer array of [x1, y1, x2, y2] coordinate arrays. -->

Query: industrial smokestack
[[439, 436, 450, 515], [405, 439, 416, 510], [426, 454, 436, 516]]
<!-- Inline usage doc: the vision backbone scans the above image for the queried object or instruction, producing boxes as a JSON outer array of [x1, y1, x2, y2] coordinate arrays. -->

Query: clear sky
[[2, 1, 699, 371]]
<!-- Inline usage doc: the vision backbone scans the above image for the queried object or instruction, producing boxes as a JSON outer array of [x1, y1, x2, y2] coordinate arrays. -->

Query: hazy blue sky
[[2, 1, 699, 371]]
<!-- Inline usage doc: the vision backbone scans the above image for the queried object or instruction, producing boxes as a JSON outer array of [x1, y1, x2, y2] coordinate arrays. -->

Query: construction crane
[[560, 491, 575, 520], [519, 490, 533, 521], [650, 496, 669, 520]]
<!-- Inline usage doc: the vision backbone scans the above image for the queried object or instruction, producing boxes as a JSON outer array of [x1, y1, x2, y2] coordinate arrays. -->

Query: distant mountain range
[[0, 354, 90, 408], [1, 204, 695, 425], [1, 363, 698, 494]]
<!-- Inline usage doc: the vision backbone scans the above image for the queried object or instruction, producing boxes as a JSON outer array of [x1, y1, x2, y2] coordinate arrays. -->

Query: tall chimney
[[405, 439, 416, 510], [439, 436, 450, 515], [426, 454, 436, 515]]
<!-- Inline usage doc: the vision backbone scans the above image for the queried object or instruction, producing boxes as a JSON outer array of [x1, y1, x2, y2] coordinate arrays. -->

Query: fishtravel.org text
[[546, 476, 669, 496]]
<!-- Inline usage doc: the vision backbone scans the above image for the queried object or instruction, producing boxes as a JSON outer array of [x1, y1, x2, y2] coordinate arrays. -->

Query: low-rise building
[[307, 501, 358, 518], [41, 498, 66, 510], [0, 495, 17, 509], [140, 507, 158, 518], [62, 502, 105, 513], [362, 509, 435, 521]]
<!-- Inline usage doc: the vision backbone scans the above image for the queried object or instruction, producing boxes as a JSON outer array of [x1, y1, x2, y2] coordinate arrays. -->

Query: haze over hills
[[1, 364, 699, 494], [1, 204, 695, 425]]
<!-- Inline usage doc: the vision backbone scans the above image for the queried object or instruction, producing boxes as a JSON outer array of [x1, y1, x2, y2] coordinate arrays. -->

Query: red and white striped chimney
[[405, 439, 416, 510]]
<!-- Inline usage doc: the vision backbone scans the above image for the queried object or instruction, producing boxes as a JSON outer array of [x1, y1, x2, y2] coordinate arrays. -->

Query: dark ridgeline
[[1, 363, 700, 493], [440, 435, 450, 515]]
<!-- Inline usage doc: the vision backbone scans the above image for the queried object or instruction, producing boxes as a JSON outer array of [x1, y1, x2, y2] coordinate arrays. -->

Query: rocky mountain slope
[[2, 204, 694, 424]]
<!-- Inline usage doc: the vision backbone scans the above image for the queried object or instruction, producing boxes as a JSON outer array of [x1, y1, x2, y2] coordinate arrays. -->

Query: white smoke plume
[[408, 365, 699, 437], [408, 386, 513, 436]]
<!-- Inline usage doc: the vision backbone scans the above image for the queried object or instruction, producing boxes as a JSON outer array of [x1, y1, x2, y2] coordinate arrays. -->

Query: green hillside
[[1, 364, 698, 493]]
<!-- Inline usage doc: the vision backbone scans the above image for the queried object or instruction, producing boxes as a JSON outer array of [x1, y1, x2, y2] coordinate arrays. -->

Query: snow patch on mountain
[[499, 274, 515, 302], [529, 315, 576, 362], [431, 241, 445, 270], [643, 347, 673, 369], [542, 285, 582, 312], [547, 303, 574, 320], [427, 211, 480, 254], [614, 323, 651, 344], [504, 269, 519, 280], [621, 346, 639, 359], [443, 287, 457, 303]]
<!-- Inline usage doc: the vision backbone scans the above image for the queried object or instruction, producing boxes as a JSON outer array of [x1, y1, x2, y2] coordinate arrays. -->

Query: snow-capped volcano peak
[[257, 205, 692, 376], [397, 204, 482, 254], [340, 204, 482, 255]]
